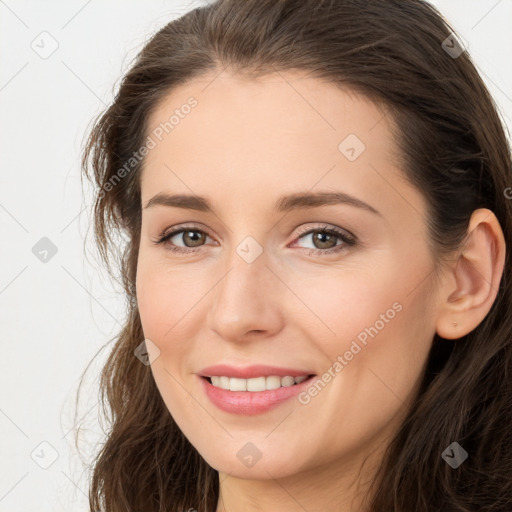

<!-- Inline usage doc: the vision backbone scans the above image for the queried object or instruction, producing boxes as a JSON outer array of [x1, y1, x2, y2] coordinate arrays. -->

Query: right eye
[[153, 225, 216, 254]]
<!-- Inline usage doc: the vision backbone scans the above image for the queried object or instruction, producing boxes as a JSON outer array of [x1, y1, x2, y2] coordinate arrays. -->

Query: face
[[136, 69, 439, 482]]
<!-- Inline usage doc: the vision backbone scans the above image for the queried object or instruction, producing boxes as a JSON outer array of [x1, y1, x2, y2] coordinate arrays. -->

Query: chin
[[199, 445, 310, 480]]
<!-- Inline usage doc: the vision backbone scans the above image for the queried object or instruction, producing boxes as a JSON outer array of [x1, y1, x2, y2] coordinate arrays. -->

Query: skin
[[135, 69, 506, 512]]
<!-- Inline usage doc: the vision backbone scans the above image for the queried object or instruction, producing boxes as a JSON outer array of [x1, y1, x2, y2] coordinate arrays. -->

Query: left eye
[[292, 227, 354, 251]]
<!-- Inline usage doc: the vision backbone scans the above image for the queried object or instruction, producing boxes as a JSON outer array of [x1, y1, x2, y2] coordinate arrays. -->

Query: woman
[[79, 0, 512, 510]]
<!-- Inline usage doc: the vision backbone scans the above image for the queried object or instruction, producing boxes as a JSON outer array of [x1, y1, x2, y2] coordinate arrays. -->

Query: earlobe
[[436, 208, 506, 340]]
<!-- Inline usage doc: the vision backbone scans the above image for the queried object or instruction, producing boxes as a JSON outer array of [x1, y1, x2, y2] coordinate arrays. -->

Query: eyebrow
[[143, 191, 382, 216]]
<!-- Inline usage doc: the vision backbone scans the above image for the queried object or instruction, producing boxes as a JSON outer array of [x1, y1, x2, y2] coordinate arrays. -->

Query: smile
[[199, 374, 317, 415], [208, 375, 309, 391]]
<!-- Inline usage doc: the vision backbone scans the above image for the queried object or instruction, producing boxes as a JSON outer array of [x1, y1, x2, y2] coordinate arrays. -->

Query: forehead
[[140, 69, 419, 220], [144, 69, 395, 160]]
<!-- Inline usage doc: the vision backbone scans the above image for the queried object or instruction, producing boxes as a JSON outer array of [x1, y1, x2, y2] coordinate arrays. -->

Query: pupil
[[315, 231, 335, 248], [185, 230, 205, 247]]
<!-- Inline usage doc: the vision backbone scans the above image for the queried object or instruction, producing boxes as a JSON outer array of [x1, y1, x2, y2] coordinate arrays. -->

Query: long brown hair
[[78, 0, 512, 510]]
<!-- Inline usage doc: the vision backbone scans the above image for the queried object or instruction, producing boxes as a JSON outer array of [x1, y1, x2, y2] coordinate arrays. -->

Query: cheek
[[135, 257, 217, 398], [293, 264, 405, 354], [136, 262, 167, 340], [299, 257, 435, 403], [135, 260, 200, 416], [136, 256, 204, 341], [292, 275, 434, 461]]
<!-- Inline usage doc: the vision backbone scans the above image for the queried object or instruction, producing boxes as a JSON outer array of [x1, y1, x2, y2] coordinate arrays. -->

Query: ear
[[436, 208, 506, 340]]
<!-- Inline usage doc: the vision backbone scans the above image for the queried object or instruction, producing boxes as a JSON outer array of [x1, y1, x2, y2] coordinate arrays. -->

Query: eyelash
[[152, 223, 357, 257]]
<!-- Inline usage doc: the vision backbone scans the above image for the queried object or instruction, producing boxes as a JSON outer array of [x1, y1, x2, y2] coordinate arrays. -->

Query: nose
[[206, 245, 285, 343]]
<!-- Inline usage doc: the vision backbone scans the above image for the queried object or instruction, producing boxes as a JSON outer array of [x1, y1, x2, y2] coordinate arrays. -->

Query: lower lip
[[199, 375, 316, 415]]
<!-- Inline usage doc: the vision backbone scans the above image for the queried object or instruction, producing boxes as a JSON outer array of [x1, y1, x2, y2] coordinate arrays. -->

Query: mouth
[[199, 374, 317, 415], [201, 374, 316, 392]]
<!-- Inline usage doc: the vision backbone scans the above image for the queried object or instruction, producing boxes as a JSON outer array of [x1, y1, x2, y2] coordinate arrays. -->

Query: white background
[[0, 1, 511, 511]]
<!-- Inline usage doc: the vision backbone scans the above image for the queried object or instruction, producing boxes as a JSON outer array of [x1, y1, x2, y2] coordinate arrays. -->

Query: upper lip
[[198, 364, 315, 379]]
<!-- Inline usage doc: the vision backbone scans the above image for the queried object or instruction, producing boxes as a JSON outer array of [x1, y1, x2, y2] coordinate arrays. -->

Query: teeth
[[209, 375, 310, 391], [229, 377, 246, 391]]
